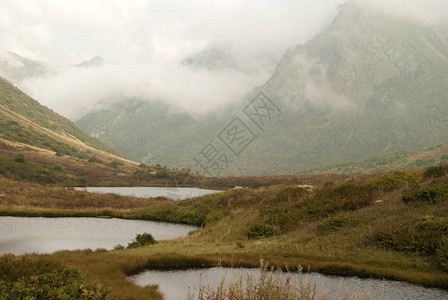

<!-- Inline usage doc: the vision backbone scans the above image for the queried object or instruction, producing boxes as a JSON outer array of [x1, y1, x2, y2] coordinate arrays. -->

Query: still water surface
[[0, 216, 196, 255], [74, 186, 221, 200], [128, 267, 448, 300]]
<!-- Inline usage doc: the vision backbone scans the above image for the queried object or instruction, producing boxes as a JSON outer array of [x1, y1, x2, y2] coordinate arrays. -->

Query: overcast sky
[[0, 0, 446, 119]]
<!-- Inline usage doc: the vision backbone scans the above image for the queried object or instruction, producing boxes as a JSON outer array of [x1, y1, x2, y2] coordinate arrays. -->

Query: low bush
[[247, 223, 274, 239], [0, 254, 109, 299], [317, 216, 351, 233], [0, 268, 109, 299], [416, 217, 448, 232], [53, 164, 65, 172], [367, 171, 421, 191], [372, 217, 448, 257], [436, 236, 448, 271], [50, 141, 78, 157], [127, 233, 157, 248], [14, 154, 26, 164], [424, 165, 448, 178], [372, 229, 441, 255], [88, 155, 101, 163], [113, 244, 125, 251], [110, 159, 124, 168], [402, 183, 448, 204]]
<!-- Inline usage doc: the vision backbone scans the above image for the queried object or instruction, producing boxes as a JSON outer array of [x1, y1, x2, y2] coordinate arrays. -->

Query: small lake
[[0, 217, 196, 255], [128, 267, 448, 300], [73, 186, 221, 200]]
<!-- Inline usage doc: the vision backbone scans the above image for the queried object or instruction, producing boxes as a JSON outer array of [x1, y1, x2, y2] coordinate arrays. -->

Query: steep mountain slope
[[77, 2, 448, 176], [0, 76, 206, 186], [256, 1, 448, 171], [0, 52, 51, 83], [0, 77, 121, 156]]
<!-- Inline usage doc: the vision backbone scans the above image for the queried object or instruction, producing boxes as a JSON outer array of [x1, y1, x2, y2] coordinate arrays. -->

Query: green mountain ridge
[[313, 144, 448, 174], [77, 3, 448, 176], [0, 77, 121, 157]]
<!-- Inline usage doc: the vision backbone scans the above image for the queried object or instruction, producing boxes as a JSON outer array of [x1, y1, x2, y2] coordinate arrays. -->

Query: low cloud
[[0, 0, 446, 120], [0, 0, 343, 119], [21, 60, 270, 119], [353, 0, 448, 27]]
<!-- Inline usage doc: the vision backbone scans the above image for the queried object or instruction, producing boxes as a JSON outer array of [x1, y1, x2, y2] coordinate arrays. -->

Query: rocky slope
[[77, 2, 448, 175]]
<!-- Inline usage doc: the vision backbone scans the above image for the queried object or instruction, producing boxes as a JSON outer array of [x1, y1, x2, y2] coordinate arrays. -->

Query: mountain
[[76, 56, 106, 68], [314, 144, 448, 174], [0, 76, 121, 156], [0, 52, 51, 83], [181, 47, 238, 71], [0, 76, 205, 186], [77, 2, 448, 176]]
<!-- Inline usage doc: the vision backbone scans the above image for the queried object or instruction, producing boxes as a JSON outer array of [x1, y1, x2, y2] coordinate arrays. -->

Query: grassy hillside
[[313, 144, 448, 174], [0, 76, 212, 186], [2, 166, 448, 298], [0, 77, 120, 156]]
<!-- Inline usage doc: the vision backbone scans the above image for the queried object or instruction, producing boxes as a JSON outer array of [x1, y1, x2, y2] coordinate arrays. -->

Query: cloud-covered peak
[[76, 56, 106, 68], [0, 51, 51, 83]]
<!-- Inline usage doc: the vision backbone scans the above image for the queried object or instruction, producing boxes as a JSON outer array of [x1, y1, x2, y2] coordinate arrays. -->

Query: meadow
[[1, 166, 448, 298]]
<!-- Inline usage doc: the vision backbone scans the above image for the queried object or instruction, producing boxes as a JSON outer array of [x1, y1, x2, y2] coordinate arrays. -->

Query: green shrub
[[317, 216, 351, 232], [436, 236, 448, 270], [424, 165, 448, 178], [373, 218, 448, 256], [402, 184, 448, 204], [0, 254, 109, 299], [14, 154, 26, 163], [247, 223, 274, 239], [368, 171, 421, 191], [77, 177, 87, 186], [372, 229, 441, 255], [415, 159, 435, 167], [127, 233, 157, 248], [133, 169, 145, 176], [113, 244, 125, 251], [88, 155, 101, 163], [111, 159, 124, 167], [53, 164, 65, 172], [416, 217, 448, 232], [0, 267, 109, 299], [154, 170, 170, 179], [50, 142, 78, 157]]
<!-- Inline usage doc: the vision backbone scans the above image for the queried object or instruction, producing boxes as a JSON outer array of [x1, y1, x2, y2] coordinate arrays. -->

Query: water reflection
[[74, 186, 221, 200], [128, 267, 448, 300], [0, 217, 196, 255]]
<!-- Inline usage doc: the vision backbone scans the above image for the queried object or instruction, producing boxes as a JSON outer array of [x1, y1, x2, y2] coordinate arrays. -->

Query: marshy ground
[[1, 166, 448, 299]]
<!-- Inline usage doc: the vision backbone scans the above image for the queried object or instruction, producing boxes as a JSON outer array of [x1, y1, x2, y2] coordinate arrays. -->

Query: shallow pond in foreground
[[128, 267, 448, 300], [74, 186, 222, 200], [0, 216, 196, 255]]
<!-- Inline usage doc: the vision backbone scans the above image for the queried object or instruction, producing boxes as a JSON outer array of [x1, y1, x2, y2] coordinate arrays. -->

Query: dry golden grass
[[2, 169, 448, 299], [0, 177, 167, 210]]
